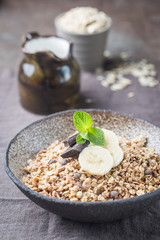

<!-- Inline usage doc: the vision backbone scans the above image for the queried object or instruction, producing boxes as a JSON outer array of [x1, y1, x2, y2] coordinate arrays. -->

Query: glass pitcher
[[18, 32, 80, 115]]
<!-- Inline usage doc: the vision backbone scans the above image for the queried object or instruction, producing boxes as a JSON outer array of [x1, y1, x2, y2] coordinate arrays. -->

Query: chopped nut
[[98, 195, 105, 201], [129, 189, 136, 195], [96, 184, 105, 194], [76, 191, 83, 198], [136, 190, 145, 196], [102, 190, 109, 198], [82, 178, 91, 190]]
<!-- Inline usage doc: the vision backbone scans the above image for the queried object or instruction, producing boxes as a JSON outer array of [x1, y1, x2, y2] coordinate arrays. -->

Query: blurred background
[[0, 0, 160, 137], [0, 0, 160, 69]]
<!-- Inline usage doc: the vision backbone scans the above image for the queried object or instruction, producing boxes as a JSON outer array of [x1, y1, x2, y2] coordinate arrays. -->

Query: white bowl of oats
[[5, 110, 160, 222], [54, 7, 112, 71]]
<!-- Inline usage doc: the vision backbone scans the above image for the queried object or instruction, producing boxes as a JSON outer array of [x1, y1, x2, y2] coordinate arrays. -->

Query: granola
[[23, 135, 160, 202]]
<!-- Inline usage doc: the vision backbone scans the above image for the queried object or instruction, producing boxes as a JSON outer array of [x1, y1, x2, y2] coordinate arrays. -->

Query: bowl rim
[[54, 12, 112, 37], [4, 108, 160, 206]]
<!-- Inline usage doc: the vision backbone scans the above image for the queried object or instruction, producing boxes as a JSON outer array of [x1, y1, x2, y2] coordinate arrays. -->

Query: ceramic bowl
[[55, 13, 112, 71], [5, 109, 160, 223]]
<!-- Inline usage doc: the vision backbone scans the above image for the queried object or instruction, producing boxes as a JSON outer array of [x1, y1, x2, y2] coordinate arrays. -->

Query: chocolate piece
[[74, 173, 81, 179], [78, 182, 82, 188], [110, 190, 119, 197], [61, 141, 89, 158], [61, 159, 67, 165], [144, 169, 154, 176], [49, 159, 56, 164], [67, 133, 78, 147]]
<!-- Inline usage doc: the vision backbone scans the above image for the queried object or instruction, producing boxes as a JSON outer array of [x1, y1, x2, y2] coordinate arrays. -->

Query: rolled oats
[[58, 7, 110, 34], [96, 58, 159, 90]]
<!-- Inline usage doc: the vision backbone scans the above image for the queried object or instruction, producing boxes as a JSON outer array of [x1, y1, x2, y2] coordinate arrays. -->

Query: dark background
[[0, 0, 160, 239]]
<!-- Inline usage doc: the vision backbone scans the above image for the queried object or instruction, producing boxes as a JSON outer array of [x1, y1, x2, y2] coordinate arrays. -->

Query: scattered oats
[[119, 77, 132, 85], [147, 79, 159, 87], [138, 76, 159, 87], [141, 59, 147, 64], [97, 75, 104, 81], [110, 83, 123, 91], [120, 51, 131, 60], [149, 70, 157, 77], [96, 57, 159, 91], [105, 72, 116, 84], [111, 77, 132, 91], [101, 80, 109, 87], [140, 68, 150, 76], [95, 67, 103, 74], [127, 92, 135, 98], [103, 50, 111, 58], [138, 77, 149, 87], [147, 63, 154, 70], [100, 72, 116, 87], [85, 98, 94, 103], [131, 69, 143, 77]]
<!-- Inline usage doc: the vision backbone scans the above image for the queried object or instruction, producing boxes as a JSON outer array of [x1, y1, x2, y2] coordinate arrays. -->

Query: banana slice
[[109, 145, 124, 167], [102, 129, 119, 149], [79, 146, 113, 176], [89, 129, 124, 167], [102, 129, 124, 167]]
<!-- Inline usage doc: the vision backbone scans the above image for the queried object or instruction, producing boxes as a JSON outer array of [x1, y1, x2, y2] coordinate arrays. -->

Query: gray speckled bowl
[[4, 109, 160, 222]]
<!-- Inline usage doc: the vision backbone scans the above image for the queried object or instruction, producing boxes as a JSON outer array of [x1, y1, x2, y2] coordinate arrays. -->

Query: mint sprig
[[73, 111, 105, 146], [73, 111, 93, 132]]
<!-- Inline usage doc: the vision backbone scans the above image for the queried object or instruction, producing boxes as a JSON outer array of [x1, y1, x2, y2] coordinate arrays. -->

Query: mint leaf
[[73, 111, 105, 146], [73, 111, 93, 132], [88, 127, 105, 146], [80, 131, 89, 140], [76, 134, 86, 144]]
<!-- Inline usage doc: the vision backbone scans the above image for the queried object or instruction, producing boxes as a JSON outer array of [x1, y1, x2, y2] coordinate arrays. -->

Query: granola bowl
[[5, 109, 160, 222]]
